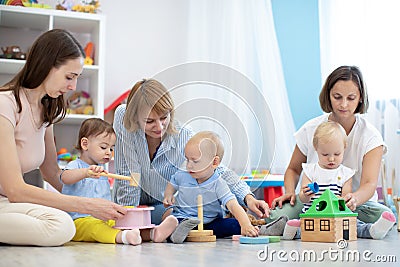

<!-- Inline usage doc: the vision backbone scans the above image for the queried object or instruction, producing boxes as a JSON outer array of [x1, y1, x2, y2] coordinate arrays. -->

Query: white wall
[[100, 0, 189, 108]]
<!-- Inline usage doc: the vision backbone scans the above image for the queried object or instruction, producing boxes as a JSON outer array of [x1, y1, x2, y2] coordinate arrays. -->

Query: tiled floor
[[1, 228, 399, 267]]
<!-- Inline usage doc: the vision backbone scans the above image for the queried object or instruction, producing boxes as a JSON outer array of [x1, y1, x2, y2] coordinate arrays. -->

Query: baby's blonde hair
[[313, 121, 347, 150], [187, 131, 224, 160]]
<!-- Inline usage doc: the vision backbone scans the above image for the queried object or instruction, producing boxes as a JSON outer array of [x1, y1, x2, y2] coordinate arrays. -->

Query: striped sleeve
[[113, 105, 141, 206], [216, 166, 252, 206]]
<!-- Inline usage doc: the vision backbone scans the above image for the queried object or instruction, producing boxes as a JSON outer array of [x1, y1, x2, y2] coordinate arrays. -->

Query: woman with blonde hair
[[113, 79, 270, 224]]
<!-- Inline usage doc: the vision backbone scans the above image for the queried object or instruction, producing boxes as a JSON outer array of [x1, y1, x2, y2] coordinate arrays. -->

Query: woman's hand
[[343, 193, 358, 211], [270, 193, 297, 209], [86, 198, 127, 221], [245, 195, 270, 218]]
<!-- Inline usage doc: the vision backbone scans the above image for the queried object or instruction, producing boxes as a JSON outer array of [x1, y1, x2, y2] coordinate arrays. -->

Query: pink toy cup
[[114, 206, 155, 229]]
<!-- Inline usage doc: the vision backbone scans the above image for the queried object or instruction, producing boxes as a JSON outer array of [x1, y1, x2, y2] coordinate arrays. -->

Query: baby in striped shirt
[[282, 121, 395, 240]]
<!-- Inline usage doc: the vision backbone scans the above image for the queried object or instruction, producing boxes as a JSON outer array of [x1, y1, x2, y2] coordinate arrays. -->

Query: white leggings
[[0, 197, 75, 246]]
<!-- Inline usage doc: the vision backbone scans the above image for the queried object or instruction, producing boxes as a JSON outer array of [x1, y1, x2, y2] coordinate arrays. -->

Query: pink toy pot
[[114, 206, 155, 229]]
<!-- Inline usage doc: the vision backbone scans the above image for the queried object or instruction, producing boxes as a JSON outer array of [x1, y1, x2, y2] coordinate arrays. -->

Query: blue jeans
[[357, 219, 372, 238], [150, 203, 169, 225], [174, 217, 240, 239], [204, 217, 241, 238], [176, 217, 241, 238]]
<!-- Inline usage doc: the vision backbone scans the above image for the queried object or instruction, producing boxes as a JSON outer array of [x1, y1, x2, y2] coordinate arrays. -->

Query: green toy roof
[[300, 189, 358, 218]]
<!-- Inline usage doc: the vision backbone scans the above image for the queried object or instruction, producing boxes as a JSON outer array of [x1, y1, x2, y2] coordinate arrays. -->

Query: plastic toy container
[[114, 206, 155, 229]]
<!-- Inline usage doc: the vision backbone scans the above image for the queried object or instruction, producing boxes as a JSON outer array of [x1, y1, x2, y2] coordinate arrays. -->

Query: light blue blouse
[[112, 104, 251, 207], [61, 159, 111, 220], [170, 170, 236, 224]]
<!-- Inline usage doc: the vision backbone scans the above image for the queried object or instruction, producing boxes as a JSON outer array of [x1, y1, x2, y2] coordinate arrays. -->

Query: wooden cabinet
[[0, 5, 105, 151]]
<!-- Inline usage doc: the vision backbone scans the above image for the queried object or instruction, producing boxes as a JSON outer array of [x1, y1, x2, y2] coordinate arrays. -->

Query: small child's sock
[[369, 211, 396, 240], [150, 215, 179, 243], [259, 215, 288, 236], [282, 219, 301, 240], [121, 229, 142, 245], [170, 218, 200, 244]]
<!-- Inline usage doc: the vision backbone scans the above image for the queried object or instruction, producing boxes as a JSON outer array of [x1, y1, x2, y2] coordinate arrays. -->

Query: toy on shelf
[[114, 206, 155, 230], [300, 189, 357, 243], [22, 0, 51, 8], [66, 91, 94, 115], [0, 0, 22, 6], [87, 170, 139, 187], [1, 46, 26, 60], [57, 147, 76, 162], [71, 0, 100, 13], [186, 195, 216, 242], [56, 0, 74, 11], [84, 42, 94, 65]]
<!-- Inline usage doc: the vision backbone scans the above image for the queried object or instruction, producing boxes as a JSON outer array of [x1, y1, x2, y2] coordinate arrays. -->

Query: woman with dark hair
[[268, 65, 393, 224], [0, 29, 127, 246]]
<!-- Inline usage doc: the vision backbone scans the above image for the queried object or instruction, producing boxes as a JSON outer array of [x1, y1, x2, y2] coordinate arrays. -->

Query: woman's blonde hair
[[123, 79, 176, 133], [313, 121, 347, 150]]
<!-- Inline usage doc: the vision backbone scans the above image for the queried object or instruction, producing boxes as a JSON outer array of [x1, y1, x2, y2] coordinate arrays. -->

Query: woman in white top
[[268, 65, 392, 224], [0, 29, 127, 246]]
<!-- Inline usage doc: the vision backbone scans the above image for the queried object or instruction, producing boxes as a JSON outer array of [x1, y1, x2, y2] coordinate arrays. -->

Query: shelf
[[61, 114, 102, 124], [0, 6, 49, 31], [0, 58, 25, 74], [0, 58, 99, 76]]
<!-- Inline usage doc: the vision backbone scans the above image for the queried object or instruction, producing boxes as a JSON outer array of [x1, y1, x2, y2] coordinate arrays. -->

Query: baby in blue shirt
[[163, 131, 260, 243], [61, 118, 178, 245]]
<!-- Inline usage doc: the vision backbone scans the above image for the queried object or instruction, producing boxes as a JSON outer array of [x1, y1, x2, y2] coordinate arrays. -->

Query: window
[[320, 220, 330, 231], [304, 219, 314, 231], [343, 219, 349, 230]]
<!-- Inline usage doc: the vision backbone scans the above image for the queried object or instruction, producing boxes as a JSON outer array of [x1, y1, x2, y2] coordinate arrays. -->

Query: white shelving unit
[[0, 5, 105, 152]]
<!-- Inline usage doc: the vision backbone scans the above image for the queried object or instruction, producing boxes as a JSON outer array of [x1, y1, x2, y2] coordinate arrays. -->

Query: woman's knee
[[356, 201, 392, 223], [266, 196, 303, 223], [39, 209, 76, 246]]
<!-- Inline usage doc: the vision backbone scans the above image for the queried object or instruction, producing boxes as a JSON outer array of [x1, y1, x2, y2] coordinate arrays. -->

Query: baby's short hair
[[75, 118, 115, 151], [313, 121, 347, 149], [187, 131, 225, 160]]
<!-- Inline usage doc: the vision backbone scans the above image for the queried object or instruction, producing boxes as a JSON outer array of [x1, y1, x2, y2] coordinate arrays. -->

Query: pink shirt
[[0, 90, 46, 177]]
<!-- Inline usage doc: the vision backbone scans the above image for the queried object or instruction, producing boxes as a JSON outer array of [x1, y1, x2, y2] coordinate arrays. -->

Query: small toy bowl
[[114, 206, 155, 229], [307, 182, 319, 193]]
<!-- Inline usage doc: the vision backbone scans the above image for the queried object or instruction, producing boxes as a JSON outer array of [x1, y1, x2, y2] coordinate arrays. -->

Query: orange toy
[[84, 42, 94, 65]]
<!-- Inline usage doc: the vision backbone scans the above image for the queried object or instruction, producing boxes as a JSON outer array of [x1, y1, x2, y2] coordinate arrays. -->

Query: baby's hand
[[87, 165, 106, 178], [241, 224, 259, 237], [301, 185, 314, 196], [162, 196, 175, 208]]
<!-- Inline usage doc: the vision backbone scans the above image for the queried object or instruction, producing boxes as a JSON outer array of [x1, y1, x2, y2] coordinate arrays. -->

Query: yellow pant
[[73, 217, 120, 244]]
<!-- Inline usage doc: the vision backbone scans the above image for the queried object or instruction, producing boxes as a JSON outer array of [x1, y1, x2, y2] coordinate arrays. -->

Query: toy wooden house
[[300, 189, 358, 242]]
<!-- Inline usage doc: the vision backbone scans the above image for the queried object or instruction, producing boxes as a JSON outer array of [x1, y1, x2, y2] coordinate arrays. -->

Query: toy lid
[[300, 189, 357, 218], [126, 206, 155, 211]]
